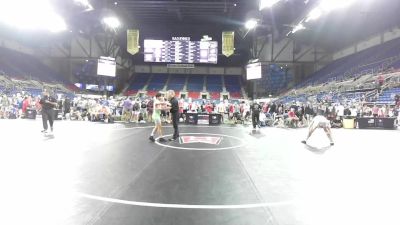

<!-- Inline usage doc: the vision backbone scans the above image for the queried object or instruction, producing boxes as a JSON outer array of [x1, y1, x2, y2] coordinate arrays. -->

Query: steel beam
[[75, 38, 90, 58], [273, 39, 292, 62], [294, 47, 313, 62]]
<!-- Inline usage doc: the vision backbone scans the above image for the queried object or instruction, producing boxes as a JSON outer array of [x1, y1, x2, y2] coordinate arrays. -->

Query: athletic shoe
[[159, 138, 167, 142], [301, 140, 306, 144], [41, 130, 47, 133], [149, 136, 155, 142], [330, 142, 334, 146], [169, 138, 177, 141]]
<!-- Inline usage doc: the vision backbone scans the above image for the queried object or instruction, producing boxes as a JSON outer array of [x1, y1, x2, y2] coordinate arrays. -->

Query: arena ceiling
[[2, 0, 398, 62], [56, 0, 400, 52], [292, 0, 400, 51]]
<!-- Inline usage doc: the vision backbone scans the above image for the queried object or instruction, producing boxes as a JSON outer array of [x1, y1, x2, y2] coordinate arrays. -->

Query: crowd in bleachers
[[273, 72, 400, 129]]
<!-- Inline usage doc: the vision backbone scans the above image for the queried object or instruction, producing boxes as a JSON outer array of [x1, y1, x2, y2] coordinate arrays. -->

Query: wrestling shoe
[[301, 140, 307, 144], [149, 136, 155, 142], [330, 142, 334, 146], [159, 138, 167, 142]]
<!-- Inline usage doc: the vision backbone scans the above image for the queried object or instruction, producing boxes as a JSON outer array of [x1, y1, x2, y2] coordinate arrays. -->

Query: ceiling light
[[305, 7, 322, 22], [292, 23, 306, 33], [103, 17, 121, 29], [74, 0, 93, 10], [259, 0, 282, 10], [0, 0, 67, 32], [245, 19, 258, 30]]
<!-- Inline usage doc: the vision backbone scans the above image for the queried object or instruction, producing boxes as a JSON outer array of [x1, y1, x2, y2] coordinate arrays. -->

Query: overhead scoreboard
[[97, 56, 116, 77], [144, 37, 218, 64]]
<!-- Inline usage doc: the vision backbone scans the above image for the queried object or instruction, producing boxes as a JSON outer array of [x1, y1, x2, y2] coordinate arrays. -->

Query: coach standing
[[39, 90, 57, 134], [168, 90, 180, 141]]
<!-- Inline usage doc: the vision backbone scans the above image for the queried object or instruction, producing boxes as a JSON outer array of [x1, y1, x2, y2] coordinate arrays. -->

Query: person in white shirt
[[336, 104, 344, 118], [218, 102, 225, 123], [191, 102, 198, 113], [350, 106, 358, 117], [302, 111, 334, 146]]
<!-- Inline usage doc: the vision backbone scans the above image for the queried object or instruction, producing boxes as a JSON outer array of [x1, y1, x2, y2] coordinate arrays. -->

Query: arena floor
[[1, 119, 399, 225]]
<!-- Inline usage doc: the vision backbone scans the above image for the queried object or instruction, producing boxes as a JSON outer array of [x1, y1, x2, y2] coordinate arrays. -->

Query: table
[[25, 109, 37, 119], [185, 113, 222, 125], [357, 117, 397, 129]]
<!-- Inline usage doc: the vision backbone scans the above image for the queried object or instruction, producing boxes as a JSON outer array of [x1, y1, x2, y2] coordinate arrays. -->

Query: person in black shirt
[[63, 97, 71, 119], [251, 101, 261, 129], [39, 90, 57, 134], [168, 90, 180, 141]]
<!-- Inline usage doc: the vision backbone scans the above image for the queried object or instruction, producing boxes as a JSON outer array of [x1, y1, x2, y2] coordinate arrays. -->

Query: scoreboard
[[144, 39, 218, 64]]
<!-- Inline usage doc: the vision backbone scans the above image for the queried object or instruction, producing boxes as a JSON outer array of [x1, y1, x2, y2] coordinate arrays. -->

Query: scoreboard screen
[[246, 62, 262, 80], [97, 57, 116, 77], [144, 39, 218, 64]]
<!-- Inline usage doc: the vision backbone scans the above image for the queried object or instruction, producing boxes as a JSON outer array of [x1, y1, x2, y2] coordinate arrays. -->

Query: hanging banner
[[222, 31, 235, 57], [127, 29, 139, 55]]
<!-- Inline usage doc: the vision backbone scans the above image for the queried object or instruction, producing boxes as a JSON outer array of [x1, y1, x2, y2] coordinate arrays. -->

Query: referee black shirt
[[39, 95, 57, 110], [169, 97, 179, 114]]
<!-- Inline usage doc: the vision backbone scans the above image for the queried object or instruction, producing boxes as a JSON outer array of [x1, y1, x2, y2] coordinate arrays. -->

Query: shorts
[[315, 121, 330, 128], [153, 117, 161, 125]]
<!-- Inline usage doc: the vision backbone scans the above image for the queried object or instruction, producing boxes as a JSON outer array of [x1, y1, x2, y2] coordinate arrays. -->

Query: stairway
[[142, 74, 154, 91], [183, 75, 189, 91], [163, 74, 172, 91], [221, 75, 226, 92], [203, 75, 207, 92]]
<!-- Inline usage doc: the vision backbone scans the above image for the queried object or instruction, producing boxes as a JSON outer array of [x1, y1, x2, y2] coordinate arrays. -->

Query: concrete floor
[[1, 119, 399, 225]]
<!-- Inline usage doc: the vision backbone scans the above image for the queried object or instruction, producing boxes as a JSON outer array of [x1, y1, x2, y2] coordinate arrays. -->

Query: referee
[[39, 90, 57, 134], [167, 90, 180, 141]]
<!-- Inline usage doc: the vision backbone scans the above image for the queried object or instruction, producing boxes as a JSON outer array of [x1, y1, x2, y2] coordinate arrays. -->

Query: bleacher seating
[[167, 74, 186, 91], [300, 38, 400, 87], [210, 92, 220, 99], [230, 92, 242, 99], [123, 73, 244, 99], [127, 74, 151, 92], [0, 47, 68, 83], [147, 90, 158, 97], [206, 75, 223, 92], [147, 74, 168, 91], [188, 91, 200, 99], [0, 47, 76, 97], [225, 76, 241, 92], [125, 90, 138, 96], [377, 87, 400, 104], [187, 75, 204, 91]]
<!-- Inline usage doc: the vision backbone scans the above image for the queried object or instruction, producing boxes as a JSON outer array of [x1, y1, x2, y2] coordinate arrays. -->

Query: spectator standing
[[372, 104, 379, 117]]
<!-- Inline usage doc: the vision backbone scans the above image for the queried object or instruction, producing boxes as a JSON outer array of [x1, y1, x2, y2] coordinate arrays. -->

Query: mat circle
[[155, 133, 246, 151]]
